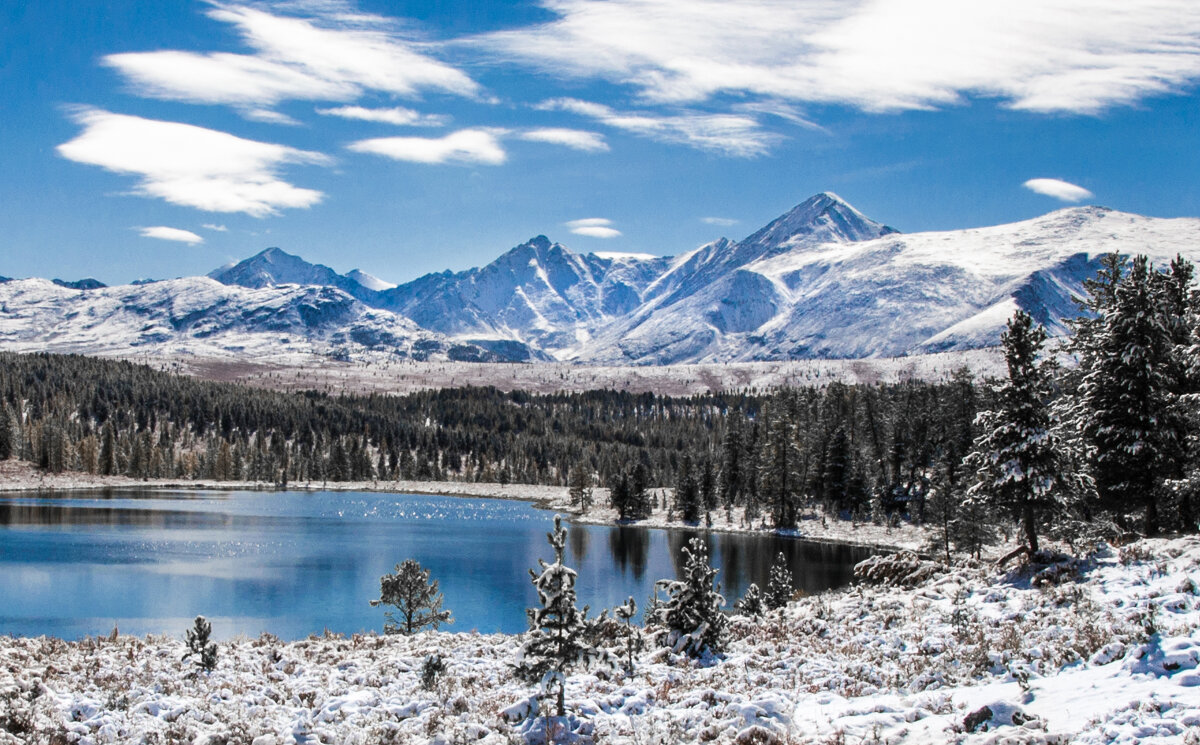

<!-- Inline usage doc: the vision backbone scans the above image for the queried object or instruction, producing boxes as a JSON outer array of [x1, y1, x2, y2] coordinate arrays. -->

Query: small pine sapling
[[765, 552, 794, 610], [650, 537, 727, 658], [735, 582, 765, 618], [371, 559, 453, 635], [421, 653, 446, 690], [183, 615, 218, 672], [613, 596, 642, 676], [516, 515, 600, 717]]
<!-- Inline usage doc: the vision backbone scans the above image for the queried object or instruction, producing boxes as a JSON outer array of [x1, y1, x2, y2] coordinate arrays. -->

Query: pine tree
[[0, 401, 13, 460], [371, 559, 453, 635], [735, 583, 765, 618], [964, 311, 1072, 555], [765, 552, 793, 610], [673, 455, 701, 523], [183, 615, 218, 672], [516, 515, 598, 717], [568, 463, 593, 513], [613, 597, 642, 676], [1077, 255, 1190, 534], [759, 403, 800, 529], [650, 537, 727, 658]]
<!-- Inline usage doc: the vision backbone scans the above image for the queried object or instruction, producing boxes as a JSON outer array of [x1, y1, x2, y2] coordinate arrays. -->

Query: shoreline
[[0, 459, 930, 554], [1, 536, 1195, 745]]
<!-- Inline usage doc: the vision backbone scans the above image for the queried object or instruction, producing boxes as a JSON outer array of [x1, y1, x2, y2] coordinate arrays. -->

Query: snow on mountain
[[346, 269, 396, 291], [576, 204, 1200, 363], [0, 277, 490, 363], [573, 192, 903, 363], [5, 194, 1199, 367], [378, 235, 671, 358], [209, 247, 381, 303]]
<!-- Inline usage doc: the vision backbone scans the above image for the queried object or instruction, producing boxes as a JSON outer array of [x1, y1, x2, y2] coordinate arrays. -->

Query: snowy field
[[1, 536, 1197, 744], [157, 349, 1006, 396]]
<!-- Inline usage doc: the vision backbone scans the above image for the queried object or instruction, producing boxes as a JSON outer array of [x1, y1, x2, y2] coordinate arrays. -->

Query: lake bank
[[1, 536, 1196, 745], [0, 459, 931, 554]]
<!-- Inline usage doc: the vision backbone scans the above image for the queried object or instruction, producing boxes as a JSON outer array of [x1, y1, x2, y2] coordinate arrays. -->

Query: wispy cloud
[[566, 217, 622, 238], [701, 216, 737, 226], [202, 223, 229, 232], [317, 105, 450, 126], [57, 108, 330, 216], [348, 129, 507, 165], [518, 128, 609, 152], [104, 3, 479, 119], [538, 98, 777, 156], [1023, 178, 1093, 202], [476, 0, 1200, 114], [138, 226, 205, 245]]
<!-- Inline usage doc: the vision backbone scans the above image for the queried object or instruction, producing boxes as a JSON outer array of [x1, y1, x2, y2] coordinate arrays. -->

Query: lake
[[0, 489, 878, 639]]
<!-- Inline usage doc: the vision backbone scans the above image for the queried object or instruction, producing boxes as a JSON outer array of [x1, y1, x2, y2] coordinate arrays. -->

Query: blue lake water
[[0, 489, 877, 639]]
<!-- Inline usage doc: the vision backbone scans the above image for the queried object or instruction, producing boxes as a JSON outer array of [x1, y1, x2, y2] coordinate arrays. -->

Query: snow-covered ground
[[172, 348, 1006, 396], [1, 536, 1197, 744]]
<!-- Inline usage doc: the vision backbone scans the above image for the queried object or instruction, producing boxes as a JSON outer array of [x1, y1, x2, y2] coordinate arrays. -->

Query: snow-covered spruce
[[1, 538, 1199, 744]]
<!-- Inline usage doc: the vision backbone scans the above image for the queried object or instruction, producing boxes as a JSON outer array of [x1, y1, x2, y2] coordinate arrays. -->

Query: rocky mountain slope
[[4, 193, 1199, 366], [0, 277, 494, 363]]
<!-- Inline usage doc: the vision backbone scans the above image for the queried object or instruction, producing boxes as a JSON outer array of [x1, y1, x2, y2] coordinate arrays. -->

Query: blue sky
[[3, 0, 1200, 285]]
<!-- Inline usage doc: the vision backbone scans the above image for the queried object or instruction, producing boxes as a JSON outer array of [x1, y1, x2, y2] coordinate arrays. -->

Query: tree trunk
[[1023, 502, 1039, 555]]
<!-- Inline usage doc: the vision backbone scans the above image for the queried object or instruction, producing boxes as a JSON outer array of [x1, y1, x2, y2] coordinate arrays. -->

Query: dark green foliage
[[1074, 254, 1192, 534], [516, 515, 598, 717], [613, 596, 642, 676], [673, 455, 701, 523], [735, 582, 765, 618], [420, 653, 446, 690], [965, 311, 1079, 554], [183, 615, 217, 672], [371, 559, 452, 635], [651, 537, 727, 658], [765, 552, 794, 610]]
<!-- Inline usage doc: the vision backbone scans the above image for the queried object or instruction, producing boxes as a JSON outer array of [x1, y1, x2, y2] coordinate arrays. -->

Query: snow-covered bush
[[650, 536, 727, 658]]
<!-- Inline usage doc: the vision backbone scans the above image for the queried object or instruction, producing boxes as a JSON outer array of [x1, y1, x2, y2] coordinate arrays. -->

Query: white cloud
[[104, 3, 479, 117], [57, 109, 329, 217], [566, 217, 622, 238], [316, 105, 450, 126], [537, 98, 777, 156], [475, 0, 1200, 114], [202, 223, 229, 232], [701, 216, 738, 226], [348, 129, 507, 165], [518, 128, 609, 152], [138, 226, 205, 245], [1023, 178, 1094, 202]]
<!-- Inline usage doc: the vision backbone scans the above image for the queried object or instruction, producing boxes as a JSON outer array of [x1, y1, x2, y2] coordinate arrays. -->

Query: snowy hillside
[[4, 195, 1200, 367], [378, 235, 671, 357], [575, 202, 1200, 363], [209, 247, 383, 304], [0, 277, 488, 363]]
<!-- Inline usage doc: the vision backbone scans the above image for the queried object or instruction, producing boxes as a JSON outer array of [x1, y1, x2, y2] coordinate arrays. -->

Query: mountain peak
[[741, 192, 898, 250]]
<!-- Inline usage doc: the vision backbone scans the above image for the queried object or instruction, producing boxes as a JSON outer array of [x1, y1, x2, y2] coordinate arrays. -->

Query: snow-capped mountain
[[209, 247, 383, 303], [376, 235, 672, 356], [575, 202, 1200, 363], [4, 193, 1199, 367], [0, 277, 497, 363]]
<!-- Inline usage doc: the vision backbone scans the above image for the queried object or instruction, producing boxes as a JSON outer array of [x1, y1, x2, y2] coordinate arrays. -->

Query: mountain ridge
[[5, 194, 1199, 366]]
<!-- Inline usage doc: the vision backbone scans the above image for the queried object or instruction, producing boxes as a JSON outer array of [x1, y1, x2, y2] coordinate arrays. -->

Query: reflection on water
[[0, 490, 877, 640]]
